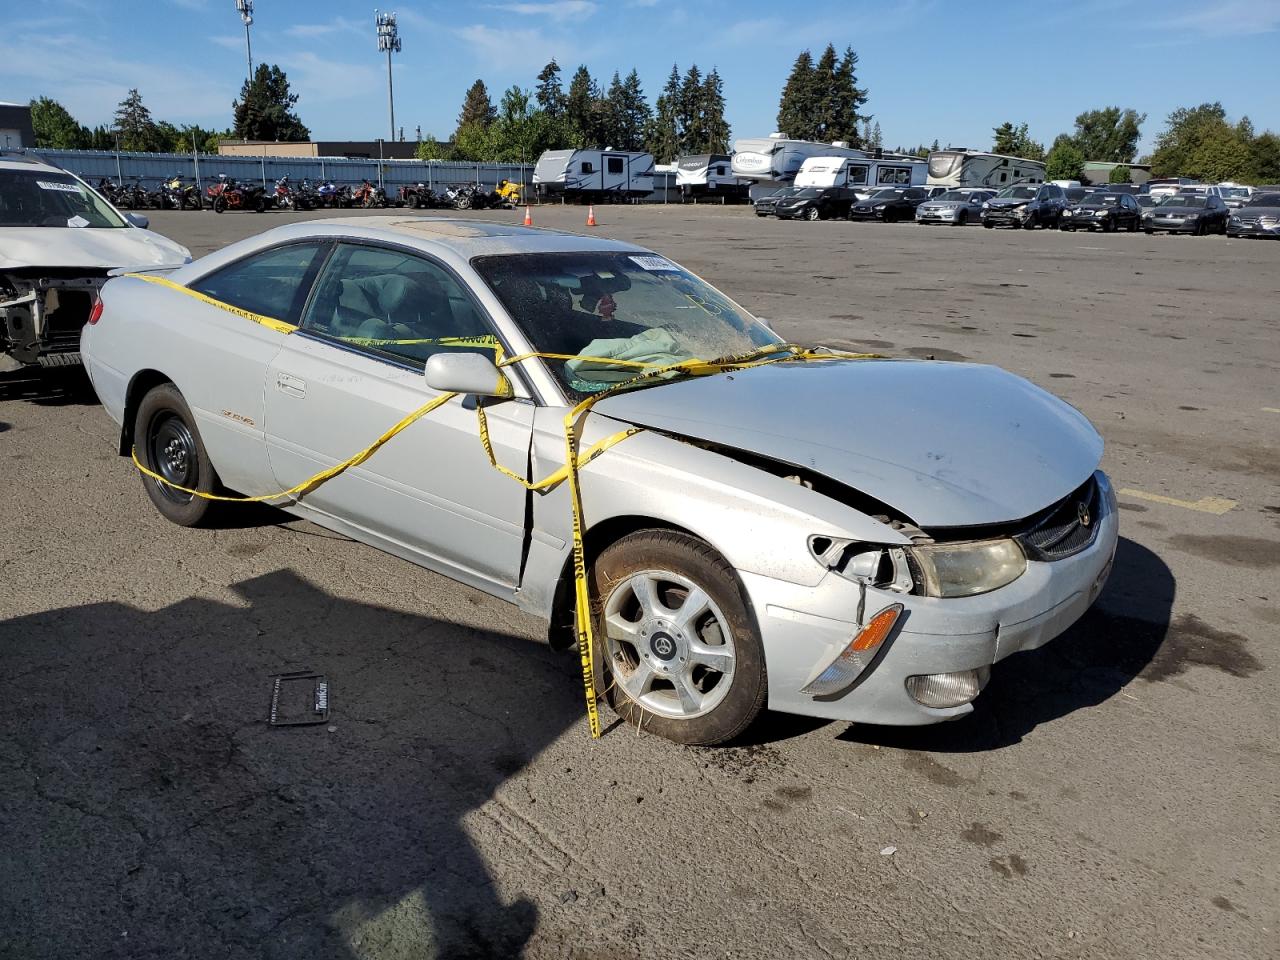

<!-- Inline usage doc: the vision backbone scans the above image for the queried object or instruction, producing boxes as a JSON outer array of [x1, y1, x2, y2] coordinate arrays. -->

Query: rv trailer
[[731, 134, 868, 199], [795, 154, 927, 192], [926, 149, 1047, 188], [533, 149, 655, 202], [676, 154, 751, 202]]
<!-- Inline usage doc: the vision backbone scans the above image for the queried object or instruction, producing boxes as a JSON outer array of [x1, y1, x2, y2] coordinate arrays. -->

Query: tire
[[1144, 228, 1154, 235], [590, 530, 767, 746], [133, 384, 223, 527], [983, 221, 994, 229], [212, 195, 226, 214], [956, 210, 967, 226], [805, 207, 821, 221], [254, 196, 266, 213]]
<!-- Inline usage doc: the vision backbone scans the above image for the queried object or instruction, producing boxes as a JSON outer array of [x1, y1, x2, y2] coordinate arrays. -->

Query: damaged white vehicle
[[81, 218, 1118, 745], [0, 153, 189, 370]]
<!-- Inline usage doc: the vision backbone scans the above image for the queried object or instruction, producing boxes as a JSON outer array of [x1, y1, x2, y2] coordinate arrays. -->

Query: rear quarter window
[[189, 242, 328, 326]]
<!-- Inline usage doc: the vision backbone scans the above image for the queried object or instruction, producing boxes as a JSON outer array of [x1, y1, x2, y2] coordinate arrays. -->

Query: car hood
[[593, 359, 1102, 528], [1151, 205, 1204, 215], [987, 198, 1032, 208], [920, 200, 967, 210], [1238, 205, 1280, 217], [0, 227, 190, 270]]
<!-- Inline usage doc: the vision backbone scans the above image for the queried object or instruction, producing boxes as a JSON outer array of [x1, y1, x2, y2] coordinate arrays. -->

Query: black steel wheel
[[134, 383, 223, 527]]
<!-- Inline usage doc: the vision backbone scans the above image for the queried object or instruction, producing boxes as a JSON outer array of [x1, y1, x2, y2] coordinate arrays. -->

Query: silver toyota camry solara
[[81, 217, 1118, 745]]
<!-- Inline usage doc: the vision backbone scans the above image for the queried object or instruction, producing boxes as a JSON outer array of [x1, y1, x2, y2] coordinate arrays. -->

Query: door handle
[[276, 372, 306, 399]]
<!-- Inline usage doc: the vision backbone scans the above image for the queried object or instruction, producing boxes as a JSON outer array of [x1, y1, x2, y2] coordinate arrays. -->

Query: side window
[[715, 166, 725, 176], [607, 156, 624, 175], [300, 243, 495, 368], [190, 242, 327, 326], [580, 161, 594, 174]]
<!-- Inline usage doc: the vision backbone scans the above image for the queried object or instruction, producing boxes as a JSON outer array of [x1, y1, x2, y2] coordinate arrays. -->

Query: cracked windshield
[[474, 252, 781, 395]]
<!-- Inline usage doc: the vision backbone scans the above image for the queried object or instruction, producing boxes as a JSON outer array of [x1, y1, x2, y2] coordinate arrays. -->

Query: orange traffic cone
[[523, 205, 533, 226], [586, 204, 597, 227]]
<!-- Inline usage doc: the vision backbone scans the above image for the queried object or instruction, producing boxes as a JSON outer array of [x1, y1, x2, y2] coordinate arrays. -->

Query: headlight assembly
[[906, 539, 1026, 598]]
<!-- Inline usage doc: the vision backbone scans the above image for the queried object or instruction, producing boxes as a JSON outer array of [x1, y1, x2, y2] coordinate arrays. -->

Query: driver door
[[263, 242, 535, 596]]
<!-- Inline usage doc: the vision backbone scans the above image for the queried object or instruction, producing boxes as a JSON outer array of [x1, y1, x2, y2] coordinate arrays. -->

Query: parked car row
[[754, 179, 1276, 239]]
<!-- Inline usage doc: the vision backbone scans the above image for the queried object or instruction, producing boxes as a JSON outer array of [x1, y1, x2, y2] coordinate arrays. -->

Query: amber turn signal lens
[[851, 604, 902, 652]]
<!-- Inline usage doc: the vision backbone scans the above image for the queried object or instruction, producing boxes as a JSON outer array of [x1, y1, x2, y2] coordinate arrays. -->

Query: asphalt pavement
[[1, 204, 1276, 960]]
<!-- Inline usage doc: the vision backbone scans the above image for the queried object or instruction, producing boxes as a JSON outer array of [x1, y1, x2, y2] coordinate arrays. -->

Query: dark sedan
[[981, 183, 1067, 229], [1226, 193, 1280, 239], [775, 186, 858, 221], [1142, 194, 1230, 235], [754, 187, 803, 217], [1060, 192, 1143, 232], [847, 186, 929, 223]]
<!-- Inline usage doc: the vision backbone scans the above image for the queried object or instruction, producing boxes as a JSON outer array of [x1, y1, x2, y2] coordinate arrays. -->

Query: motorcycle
[[293, 178, 319, 211], [399, 182, 436, 209], [351, 179, 388, 209], [316, 180, 347, 208], [272, 176, 304, 211], [208, 176, 267, 213], [113, 179, 149, 210], [162, 175, 202, 211]]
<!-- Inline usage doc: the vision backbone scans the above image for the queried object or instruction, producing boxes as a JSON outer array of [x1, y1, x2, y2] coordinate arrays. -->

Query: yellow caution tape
[[121, 272, 879, 737]]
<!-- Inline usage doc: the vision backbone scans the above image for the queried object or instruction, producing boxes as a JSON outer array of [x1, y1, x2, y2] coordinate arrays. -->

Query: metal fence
[[28, 147, 534, 197]]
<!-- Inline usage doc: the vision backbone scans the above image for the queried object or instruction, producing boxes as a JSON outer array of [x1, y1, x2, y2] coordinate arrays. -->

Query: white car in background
[[0, 152, 189, 370]]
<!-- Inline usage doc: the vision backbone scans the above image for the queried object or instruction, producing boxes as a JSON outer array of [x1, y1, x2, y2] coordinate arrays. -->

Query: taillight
[[88, 296, 104, 325]]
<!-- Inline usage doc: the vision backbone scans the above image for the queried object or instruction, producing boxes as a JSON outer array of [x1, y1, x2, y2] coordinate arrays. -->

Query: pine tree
[[812, 44, 840, 142], [830, 46, 869, 145], [605, 69, 650, 152], [701, 68, 730, 153], [871, 121, 883, 149], [232, 65, 310, 142], [114, 89, 161, 152], [776, 50, 817, 140], [457, 79, 497, 133], [646, 64, 682, 162], [565, 65, 600, 147], [535, 60, 566, 118], [678, 65, 705, 153]]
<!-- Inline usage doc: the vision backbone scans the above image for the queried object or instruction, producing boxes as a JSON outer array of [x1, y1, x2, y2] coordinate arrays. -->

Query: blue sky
[[4, 0, 1278, 154]]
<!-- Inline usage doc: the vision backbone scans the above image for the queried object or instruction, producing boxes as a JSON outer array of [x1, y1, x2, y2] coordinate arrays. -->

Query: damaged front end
[[0, 268, 108, 369]]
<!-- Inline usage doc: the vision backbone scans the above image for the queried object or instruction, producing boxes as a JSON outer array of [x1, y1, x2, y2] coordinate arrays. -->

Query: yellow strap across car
[[121, 273, 880, 738]]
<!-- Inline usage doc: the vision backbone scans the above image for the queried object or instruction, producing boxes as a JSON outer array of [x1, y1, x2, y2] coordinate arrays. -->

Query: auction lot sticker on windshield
[[630, 255, 678, 271], [37, 180, 83, 193]]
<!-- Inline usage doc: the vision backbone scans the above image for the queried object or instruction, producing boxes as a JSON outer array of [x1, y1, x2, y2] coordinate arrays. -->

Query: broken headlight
[[906, 539, 1026, 598], [809, 537, 914, 593]]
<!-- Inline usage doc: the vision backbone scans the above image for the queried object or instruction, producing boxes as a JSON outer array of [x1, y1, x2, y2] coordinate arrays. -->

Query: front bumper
[[1227, 220, 1280, 238], [916, 209, 958, 223], [774, 206, 811, 219], [1145, 217, 1200, 233], [847, 206, 886, 221], [982, 209, 1030, 226], [743, 471, 1119, 726]]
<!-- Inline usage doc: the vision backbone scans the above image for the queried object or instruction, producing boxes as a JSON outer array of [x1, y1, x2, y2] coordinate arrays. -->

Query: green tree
[[565, 65, 604, 147], [1108, 164, 1132, 184], [604, 69, 650, 152], [701, 68, 730, 154], [776, 50, 818, 140], [678, 65, 705, 153], [646, 64, 682, 162], [992, 121, 1044, 161], [1045, 139, 1085, 181], [452, 121, 495, 161], [1251, 131, 1280, 183], [829, 46, 868, 145], [29, 97, 90, 149], [535, 59, 566, 118], [1146, 102, 1263, 181], [232, 64, 310, 142], [114, 88, 162, 152], [456, 79, 497, 134], [1067, 107, 1144, 163], [416, 135, 454, 161]]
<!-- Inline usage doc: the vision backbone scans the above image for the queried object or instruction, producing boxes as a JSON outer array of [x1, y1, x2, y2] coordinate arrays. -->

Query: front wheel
[[956, 210, 968, 225], [805, 207, 821, 222], [134, 384, 223, 527], [983, 221, 994, 229], [212, 195, 226, 214], [591, 530, 767, 745]]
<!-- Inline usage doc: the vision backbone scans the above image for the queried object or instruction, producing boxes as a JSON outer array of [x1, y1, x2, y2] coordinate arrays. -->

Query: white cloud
[[1164, 0, 1280, 35], [490, 1, 598, 20], [286, 17, 364, 40], [455, 24, 576, 72]]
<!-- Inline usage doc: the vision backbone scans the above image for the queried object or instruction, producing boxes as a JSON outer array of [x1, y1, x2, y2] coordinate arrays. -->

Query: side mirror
[[126, 213, 149, 229], [425, 351, 511, 397], [755, 315, 774, 331]]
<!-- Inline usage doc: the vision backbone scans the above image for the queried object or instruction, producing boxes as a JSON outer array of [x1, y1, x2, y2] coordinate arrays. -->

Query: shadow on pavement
[[0, 367, 99, 406], [0, 570, 583, 960], [839, 537, 1175, 752]]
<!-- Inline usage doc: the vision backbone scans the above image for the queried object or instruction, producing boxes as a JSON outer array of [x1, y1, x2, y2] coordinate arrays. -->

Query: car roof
[[166, 216, 650, 284], [0, 153, 65, 173]]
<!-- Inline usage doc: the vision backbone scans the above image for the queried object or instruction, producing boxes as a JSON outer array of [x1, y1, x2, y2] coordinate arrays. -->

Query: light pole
[[375, 10, 401, 144], [236, 0, 255, 83]]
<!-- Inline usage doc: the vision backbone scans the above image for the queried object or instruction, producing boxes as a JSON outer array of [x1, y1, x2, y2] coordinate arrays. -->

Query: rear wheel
[[212, 195, 226, 214], [591, 531, 767, 746], [134, 384, 223, 527]]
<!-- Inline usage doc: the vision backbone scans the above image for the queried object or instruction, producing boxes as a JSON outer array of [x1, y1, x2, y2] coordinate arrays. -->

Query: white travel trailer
[[533, 149, 655, 202], [675, 154, 750, 201], [795, 154, 927, 192], [732, 134, 867, 198], [926, 149, 1047, 188]]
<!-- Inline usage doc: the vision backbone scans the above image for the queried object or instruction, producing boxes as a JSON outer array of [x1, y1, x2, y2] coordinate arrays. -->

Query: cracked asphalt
[[1, 205, 1277, 960]]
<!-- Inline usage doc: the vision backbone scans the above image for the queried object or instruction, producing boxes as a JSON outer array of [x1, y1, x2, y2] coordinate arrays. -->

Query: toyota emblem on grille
[[1077, 501, 1092, 527]]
